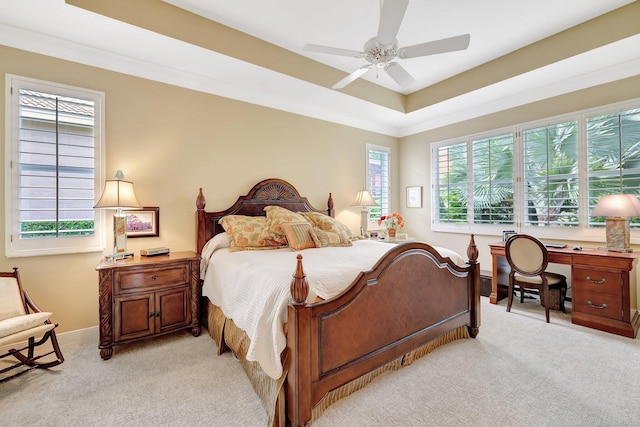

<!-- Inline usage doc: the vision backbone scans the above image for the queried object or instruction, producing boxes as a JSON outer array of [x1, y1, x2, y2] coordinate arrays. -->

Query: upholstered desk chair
[[0, 268, 64, 382], [505, 234, 567, 323]]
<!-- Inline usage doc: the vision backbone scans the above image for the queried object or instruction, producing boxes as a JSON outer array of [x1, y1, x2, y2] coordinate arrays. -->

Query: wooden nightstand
[[96, 251, 201, 360]]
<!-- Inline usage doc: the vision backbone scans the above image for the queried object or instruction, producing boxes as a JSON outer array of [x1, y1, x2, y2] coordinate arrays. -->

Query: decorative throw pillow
[[281, 222, 318, 251], [219, 215, 285, 252], [312, 228, 352, 247], [260, 206, 310, 245], [302, 212, 353, 244]]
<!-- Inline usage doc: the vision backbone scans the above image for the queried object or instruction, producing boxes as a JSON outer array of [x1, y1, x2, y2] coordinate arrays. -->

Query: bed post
[[327, 192, 334, 218], [196, 188, 208, 255], [287, 255, 313, 427], [466, 234, 481, 338]]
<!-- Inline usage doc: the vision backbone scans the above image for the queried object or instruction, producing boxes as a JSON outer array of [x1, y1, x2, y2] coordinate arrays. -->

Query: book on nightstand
[[140, 247, 170, 256]]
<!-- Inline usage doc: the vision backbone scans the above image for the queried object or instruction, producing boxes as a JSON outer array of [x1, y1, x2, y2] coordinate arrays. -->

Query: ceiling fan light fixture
[[363, 37, 398, 65]]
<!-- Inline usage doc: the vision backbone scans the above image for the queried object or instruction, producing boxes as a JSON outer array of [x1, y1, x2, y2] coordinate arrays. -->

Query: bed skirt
[[204, 298, 469, 426]]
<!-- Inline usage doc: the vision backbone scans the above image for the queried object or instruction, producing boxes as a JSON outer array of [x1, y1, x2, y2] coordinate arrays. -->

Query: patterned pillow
[[219, 215, 285, 252], [302, 212, 353, 244], [312, 228, 352, 247], [260, 206, 310, 245], [281, 222, 317, 251]]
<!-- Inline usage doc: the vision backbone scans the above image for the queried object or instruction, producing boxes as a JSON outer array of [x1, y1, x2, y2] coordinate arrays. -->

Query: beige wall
[[0, 46, 398, 332]]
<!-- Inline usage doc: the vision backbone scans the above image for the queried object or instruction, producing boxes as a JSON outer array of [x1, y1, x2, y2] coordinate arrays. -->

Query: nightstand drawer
[[572, 268, 621, 295], [573, 291, 623, 321], [115, 264, 189, 294]]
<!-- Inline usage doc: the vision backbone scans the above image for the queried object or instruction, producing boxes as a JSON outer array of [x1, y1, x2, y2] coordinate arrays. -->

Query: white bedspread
[[201, 233, 465, 379]]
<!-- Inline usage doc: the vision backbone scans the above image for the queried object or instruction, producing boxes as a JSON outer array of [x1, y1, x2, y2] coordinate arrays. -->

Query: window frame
[[5, 74, 106, 257], [431, 98, 640, 244]]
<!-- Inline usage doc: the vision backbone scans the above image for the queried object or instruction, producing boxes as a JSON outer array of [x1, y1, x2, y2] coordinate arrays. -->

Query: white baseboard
[[1, 326, 98, 355]]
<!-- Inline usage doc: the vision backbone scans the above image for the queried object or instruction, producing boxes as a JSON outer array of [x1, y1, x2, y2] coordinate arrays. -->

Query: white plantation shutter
[[431, 100, 640, 242], [434, 141, 468, 224], [472, 133, 514, 225], [587, 107, 640, 229], [5, 75, 105, 257], [522, 121, 579, 227], [366, 144, 390, 222]]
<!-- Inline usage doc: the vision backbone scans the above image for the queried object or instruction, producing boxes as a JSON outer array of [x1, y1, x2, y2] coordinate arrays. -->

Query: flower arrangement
[[378, 212, 404, 230]]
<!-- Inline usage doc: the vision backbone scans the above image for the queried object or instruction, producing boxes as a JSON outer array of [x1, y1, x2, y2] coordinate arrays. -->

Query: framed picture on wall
[[126, 207, 159, 238], [406, 186, 422, 208]]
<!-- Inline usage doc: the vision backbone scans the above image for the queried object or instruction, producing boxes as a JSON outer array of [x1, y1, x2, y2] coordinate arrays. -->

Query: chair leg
[[46, 328, 65, 367], [559, 286, 567, 313], [27, 336, 35, 359], [507, 279, 514, 312], [542, 288, 550, 323], [520, 285, 525, 304]]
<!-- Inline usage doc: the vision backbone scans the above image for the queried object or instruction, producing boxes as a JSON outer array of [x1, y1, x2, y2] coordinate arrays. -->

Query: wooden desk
[[489, 242, 639, 338]]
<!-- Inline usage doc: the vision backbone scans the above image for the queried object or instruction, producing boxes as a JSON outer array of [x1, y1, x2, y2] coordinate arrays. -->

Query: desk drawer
[[573, 291, 623, 321], [572, 268, 621, 295], [115, 264, 189, 294]]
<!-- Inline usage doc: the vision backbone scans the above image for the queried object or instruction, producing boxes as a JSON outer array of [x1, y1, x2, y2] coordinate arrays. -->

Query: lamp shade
[[591, 194, 640, 218], [94, 177, 142, 210], [351, 190, 377, 207]]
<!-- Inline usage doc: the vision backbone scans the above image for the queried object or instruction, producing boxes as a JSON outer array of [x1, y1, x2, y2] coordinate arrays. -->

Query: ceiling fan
[[303, 0, 470, 90]]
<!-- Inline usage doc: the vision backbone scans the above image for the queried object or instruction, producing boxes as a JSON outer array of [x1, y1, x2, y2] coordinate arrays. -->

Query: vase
[[387, 228, 397, 238]]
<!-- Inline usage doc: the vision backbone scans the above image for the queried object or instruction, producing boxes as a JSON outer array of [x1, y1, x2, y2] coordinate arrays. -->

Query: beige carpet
[[2, 297, 639, 426]]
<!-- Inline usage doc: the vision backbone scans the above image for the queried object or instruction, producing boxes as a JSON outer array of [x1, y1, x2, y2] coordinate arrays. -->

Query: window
[[431, 99, 640, 242], [366, 144, 390, 224], [5, 75, 105, 257]]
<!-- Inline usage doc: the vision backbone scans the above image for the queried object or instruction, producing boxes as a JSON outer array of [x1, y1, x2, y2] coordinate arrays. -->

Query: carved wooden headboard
[[195, 178, 334, 254]]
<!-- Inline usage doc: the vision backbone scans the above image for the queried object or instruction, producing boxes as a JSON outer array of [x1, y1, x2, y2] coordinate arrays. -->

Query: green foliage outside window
[[435, 106, 640, 229], [21, 221, 95, 238]]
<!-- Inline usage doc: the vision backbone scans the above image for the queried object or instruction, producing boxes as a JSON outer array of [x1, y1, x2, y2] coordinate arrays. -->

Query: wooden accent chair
[[505, 234, 567, 323], [0, 268, 64, 382]]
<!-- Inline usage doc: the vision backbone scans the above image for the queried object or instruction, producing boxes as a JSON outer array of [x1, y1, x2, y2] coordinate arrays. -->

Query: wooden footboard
[[286, 236, 480, 426]]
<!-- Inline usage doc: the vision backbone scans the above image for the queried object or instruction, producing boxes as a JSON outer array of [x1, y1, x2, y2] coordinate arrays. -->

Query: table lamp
[[94, 170, 143, 259], [351, 189, 377, 236], [591, 194, 640, 252]]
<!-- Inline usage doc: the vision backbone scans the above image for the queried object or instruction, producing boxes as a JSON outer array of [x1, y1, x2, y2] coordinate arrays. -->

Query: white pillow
[[200, 232, 231, 279], [0, 312, 52, 339]]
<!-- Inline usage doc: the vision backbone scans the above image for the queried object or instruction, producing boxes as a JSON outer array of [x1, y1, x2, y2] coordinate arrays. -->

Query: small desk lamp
[[591, 194, 640, 252], [94, 170, 143, 259], [351, 189, 377, 236]]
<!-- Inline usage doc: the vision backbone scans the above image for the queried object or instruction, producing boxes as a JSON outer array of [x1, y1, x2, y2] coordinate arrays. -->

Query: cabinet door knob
[[586, 276, 606, 284], [151, 276, 157, 281], [587, 300, 608, 309]]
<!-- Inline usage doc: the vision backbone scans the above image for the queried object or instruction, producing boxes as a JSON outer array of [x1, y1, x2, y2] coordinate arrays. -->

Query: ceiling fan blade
[[377, 0, 409, 47], [384, 62, 416, 88], [398, 33, 471, 59], [303, 44, 364, 58], [332, 65, 372, 89]]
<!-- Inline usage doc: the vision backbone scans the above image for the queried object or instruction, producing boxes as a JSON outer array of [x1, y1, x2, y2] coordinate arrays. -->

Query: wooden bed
[[196, 178, 481, 427]]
